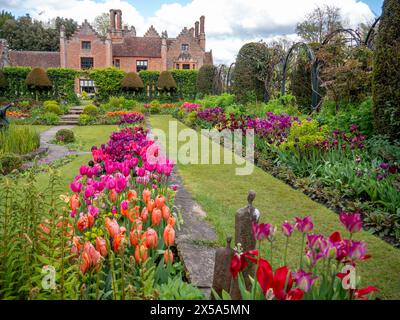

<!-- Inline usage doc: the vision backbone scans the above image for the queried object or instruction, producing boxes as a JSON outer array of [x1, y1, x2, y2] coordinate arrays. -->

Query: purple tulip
[[339, 212, 362, 234], [252, 222, 272, 241], [293, 270, 317, 292], [282, 221, 294, 237], [295, 216, 314, 233]]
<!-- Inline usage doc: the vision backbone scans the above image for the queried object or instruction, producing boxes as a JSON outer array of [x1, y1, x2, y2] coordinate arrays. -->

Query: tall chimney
[[116, 10, 122, 30], [200, 15, 205, 34], [60, 25, 67, 68], [109, 9, 116, 30], [195, 21, 199, 38]]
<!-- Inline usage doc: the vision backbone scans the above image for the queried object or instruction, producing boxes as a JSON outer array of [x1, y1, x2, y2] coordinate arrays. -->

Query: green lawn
[[150, 115, 400, 299]]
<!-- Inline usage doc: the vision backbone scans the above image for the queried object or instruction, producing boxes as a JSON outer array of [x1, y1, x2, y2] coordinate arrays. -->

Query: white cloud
[[1, 0, 375, 64]]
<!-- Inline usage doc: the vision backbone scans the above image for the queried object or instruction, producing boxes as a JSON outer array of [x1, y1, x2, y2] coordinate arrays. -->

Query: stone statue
[[211, 236, 234, 299], [0, 103, 13, 128]]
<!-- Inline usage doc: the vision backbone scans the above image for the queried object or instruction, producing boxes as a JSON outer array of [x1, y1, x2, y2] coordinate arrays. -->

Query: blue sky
[[363, 0, 383, 15]]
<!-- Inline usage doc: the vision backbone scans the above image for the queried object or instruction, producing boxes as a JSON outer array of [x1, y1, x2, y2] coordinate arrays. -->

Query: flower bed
[[174, 102, 400, 246], [64, 125, 202, 299]]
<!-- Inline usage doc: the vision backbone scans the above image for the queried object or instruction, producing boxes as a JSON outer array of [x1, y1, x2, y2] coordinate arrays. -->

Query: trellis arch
[[226, 62, 235, 94], [365, 16, 381, 49], [212, 64, 228, 95], [281, 42, 320, 110], [321, 28, 362, 47]]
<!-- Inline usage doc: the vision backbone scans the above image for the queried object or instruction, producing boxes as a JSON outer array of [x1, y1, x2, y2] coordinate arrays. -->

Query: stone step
[[59, 121, 79, 125], [69, 110, 84, 114], [61, 115, 80, 120]]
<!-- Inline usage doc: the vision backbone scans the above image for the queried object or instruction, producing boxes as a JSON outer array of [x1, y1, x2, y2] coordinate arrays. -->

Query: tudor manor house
[[0, 9, 213, 93]]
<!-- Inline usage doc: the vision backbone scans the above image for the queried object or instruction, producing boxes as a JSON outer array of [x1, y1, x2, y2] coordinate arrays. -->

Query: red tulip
[[354, 286, 378, 300], [109, 189, 117, 203], [134, 244, 148, 263], [162, 205, 170, 221], [164, 249, 174, 264], [141, 207, 148, 222], [147, 199, 155, 212], [105, 217, 120, 238], [142, 188, 151, 203], [163, 224, 175, 246], [113, 233, 125, 253], [155, 195, 166, 209], [144, 228, 158, 249], [129, 220, 143, 246], [95, 237, 107, 257], [128, 189, 138, 203], [151, 208, 162, 226], [76, 214, 94, 232]]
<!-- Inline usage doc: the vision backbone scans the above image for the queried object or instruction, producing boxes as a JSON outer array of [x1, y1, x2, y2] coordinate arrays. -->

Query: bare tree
[[296, 5, 344, 43], [93, 12, 109, 39]]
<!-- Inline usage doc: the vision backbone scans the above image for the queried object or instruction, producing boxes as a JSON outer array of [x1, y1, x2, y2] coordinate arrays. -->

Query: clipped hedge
[[1, 66, 79, 103], [121, 72, 144, 92], [196, 65, 215, 97], [171, 69, 198, 99], [157, 71, 177, 92], [0, 70, 8, 89], [89, 67, 125, 102], [26, 67, 52, 88]]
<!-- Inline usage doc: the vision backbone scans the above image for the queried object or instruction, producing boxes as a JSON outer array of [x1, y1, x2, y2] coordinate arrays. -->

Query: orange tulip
[[134, 244, 148, 264], [113, 233, 125, 253], [151, 208, 162, 226], [164, 249, 174, 264], [155, 195, 166, 209], [80, 251, 91, 274], [76, 214, 94, 232], [144, 228, 158, 249], [105, 217, 120, 238], [167, 216, 176, 227], [71, 236, 82, 256], [162, 205, 170, 221], [147, 199, 155, 212], [163, 224, 175, 246], [109, 189, 117, 203], [142, 188, 151, 203], [69, 194, 80, 212], [129, 220, 143, 246], [141, 207, 148, 222], [96, 237, 107, 257], [128, 190, 138, 203]]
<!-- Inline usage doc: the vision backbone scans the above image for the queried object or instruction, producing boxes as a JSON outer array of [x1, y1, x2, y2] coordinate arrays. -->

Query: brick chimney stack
[[199, 16, 205, 51], [60, 25, 67, 68], [195, 21, 199, 39], [116, 10, 122, 30], [109, 9, 116, 30]]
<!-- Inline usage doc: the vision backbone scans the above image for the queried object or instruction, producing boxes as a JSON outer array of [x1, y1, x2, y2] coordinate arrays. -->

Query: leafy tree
[[54, 17, 78, 39], [196, 64, 216, 96], [0, 10, 14, 38], [296, 5, 344, 43], [372, 0, 400, 140], [93, 13, 110, 39]]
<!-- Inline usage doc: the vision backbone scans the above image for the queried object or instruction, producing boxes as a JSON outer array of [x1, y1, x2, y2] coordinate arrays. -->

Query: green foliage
[[196, 64, 216, 96], [263, 95, 300, 116], [233, 42, 269, 103], [47, 68, 80, 104], [55, 129, 75, 143], [290, 56, 312, 112], [41, 112, 60, 125], [372, 0, 400, 140], [157, 276, 204, 300], [43, 100, 62, 115], [89, 68, 125, 101], [0, 70, 8, 89], [171, 69, 197, 99], [317, 98, 373, 137], [279, 120, 328, 152], [25, 67, 52, 88], [196, 93, 236, 109], [0, 153, 22, 174], [83, 104, 99, 116], [121, 72, 144, 92], [79, 114, 93, 125], [0, 124, 40, 155], [157, 71, 177, 92], [150, 100, 161, 114]]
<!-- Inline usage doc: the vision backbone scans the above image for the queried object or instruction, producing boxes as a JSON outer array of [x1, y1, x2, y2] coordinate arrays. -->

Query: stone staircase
[[59, 106, 84, 125]]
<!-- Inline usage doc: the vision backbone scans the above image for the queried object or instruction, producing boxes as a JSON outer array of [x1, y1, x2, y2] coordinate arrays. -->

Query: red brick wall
[[64, 24, 108, 70], [166, 31, 205, 70], [114, 57, 162, 72]]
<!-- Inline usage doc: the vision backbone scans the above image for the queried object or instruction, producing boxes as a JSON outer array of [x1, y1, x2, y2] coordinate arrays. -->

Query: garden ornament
[[0, 103, 13, 129], [211, 236, 234, 299]]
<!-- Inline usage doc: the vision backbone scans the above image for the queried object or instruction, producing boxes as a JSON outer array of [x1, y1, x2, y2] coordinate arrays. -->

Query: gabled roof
[[143, 26, 160, 38], [9, 51, 60, 68], [113, 37, 162, 58]]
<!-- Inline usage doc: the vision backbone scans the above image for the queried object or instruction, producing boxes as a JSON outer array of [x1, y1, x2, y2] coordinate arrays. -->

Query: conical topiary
[[0, 70, 8, 89], [121, 72, 144, 92], [372, 0, 400, 140], [197, 64, 216, 96], [25, 67, 52, 89], [156, 71, 177, 92]]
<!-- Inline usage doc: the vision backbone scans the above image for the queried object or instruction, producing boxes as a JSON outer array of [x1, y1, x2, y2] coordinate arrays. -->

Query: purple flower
[[282, 221, 294, 237], [339, 212, 362, 234], [70, 181, 82, 193], [293, 270, 317, 292], [252, 222, 272, 241], [380, 163, 390, 170], [295, 216, 313, 233], [88, 205, 99, 218]]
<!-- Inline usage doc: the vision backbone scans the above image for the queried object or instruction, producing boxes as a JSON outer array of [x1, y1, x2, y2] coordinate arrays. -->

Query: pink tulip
[[252, 222, 272, 241], [339, 212, 362, 234], [293, 270, 317, 292], [282, 221, 294, 237], [295, 216, 313, 233]]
